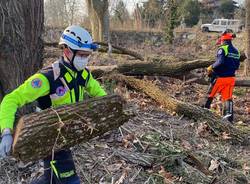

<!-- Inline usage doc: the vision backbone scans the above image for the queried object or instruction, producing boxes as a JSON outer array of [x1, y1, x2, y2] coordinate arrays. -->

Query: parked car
[[201, 19, 244, 33]]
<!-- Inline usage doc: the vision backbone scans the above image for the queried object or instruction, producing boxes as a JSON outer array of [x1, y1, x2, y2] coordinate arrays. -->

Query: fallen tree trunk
[[89, 59, 214, 78], [235, 79, 250, 87], [94, 42, 144, 61], [116, 59, 214, 76], [44, 42, 144, 61], [183, 73, 250, 87], [12, 94, 132, 162], [89, 52, 245, 78], [90, 65, 250, 88], [109, 74, 249, 145]]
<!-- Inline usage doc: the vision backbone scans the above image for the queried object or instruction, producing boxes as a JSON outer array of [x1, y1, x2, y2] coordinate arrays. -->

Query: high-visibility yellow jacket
[[0, 58, 106, 132]]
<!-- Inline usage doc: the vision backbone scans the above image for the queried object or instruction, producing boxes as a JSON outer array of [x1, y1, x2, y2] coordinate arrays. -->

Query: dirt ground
[[0, 29, 249, 184]]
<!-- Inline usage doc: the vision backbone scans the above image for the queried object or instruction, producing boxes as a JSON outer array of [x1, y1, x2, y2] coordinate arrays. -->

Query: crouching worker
[[204, 31, 240, 123], [0, 25, 107, 184]]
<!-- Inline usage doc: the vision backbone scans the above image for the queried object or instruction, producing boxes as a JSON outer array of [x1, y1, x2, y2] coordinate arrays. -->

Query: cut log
[[109, 74, 249, 145], [12, 94, 132, 162]]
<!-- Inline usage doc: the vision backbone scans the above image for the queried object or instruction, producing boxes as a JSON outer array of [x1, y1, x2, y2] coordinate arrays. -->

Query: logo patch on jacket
[[31, 78, 42, 88], [56, 86, 66, 96], [217, 49, 223, 55]]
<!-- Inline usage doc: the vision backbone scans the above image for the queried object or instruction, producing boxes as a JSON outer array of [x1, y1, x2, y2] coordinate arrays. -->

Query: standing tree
[[45, 0, 81, 27], [0, 0, 44, 102], [141, 0, 165, 28], [244, 0, 250, 76], [164, 0, 180, 44], [44, 0, 66, 27], [217, 0, 237, 19], [179, 0, 201, 27], [133, 3, 143, 31], [86, 0, 109, 42], [112, 0, 130, 26], [67, 0, 78, 25]]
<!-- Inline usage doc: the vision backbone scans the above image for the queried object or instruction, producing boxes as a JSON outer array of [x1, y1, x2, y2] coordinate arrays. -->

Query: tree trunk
[[244, 0, 250, 76], [86, 0, 100, 41], [108, 74, 249, 145], [12, 95, 132, 162], [99, 2, 109, 42], [134, 4, 142, 30], [90, 64, 250, 88], [184, 73, 250, 87], [44, 41, 144, 61], [94, 41, 144, 61], [89, 55, 245, 78], [88, 59, 215, 78], [86, 0, 109, 42], [117, 59, 214, 76], [0, 0, 43, 102]]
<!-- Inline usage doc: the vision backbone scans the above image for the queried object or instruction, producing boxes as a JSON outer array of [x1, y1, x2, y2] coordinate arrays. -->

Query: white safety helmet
[[59, 25, 97, 52]]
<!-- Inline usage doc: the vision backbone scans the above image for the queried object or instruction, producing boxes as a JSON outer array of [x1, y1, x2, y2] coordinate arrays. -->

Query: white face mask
[[73, 56, 89, 71]]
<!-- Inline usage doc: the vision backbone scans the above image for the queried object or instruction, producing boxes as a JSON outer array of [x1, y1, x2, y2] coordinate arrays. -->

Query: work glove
[[207, 65, 213, 77], [0, 129, 13, 158]]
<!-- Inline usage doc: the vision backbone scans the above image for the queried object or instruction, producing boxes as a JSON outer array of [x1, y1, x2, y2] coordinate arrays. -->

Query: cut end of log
[[12, 117, 24, 153]]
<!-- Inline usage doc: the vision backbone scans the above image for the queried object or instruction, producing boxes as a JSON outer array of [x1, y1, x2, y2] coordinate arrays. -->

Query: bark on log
[[109, 74, 249, 145], [12, 95, 132, 162]]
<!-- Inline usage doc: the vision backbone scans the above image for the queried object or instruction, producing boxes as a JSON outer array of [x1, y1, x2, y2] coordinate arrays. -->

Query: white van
[[201, 19, 243, 33]]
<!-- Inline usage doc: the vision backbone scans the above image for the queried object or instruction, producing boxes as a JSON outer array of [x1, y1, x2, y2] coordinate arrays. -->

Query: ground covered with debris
[[0, 30, 249, 184]]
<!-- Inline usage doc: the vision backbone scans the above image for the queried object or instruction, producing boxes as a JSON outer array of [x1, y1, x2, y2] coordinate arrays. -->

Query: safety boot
[[223, 100, 233, 123], [204, 97, 213, 109]]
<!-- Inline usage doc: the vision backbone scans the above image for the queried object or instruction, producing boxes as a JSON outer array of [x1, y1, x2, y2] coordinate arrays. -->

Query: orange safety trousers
[[209, 77, 235, 102]]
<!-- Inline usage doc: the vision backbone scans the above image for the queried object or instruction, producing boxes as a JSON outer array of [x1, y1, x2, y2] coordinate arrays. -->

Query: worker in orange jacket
[[204, 31, 240, 122]]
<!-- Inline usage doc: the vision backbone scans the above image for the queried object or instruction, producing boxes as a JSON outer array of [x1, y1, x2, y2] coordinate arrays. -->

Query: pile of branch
[[12, 95, 132, 162]]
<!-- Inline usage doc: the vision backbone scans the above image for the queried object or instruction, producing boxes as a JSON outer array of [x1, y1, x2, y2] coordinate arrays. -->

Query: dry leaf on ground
[[221, 132, 231, 140], [159, 166, 175, 184], [208, 160, 220, 171]]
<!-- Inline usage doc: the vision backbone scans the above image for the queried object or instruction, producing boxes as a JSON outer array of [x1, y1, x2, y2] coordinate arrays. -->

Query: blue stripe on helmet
[[62, 34, 97, 50]]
